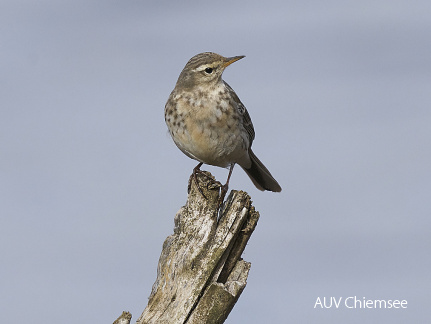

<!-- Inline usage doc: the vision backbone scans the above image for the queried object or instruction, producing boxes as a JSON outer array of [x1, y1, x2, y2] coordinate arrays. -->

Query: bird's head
[[176, 52, 245, 90]]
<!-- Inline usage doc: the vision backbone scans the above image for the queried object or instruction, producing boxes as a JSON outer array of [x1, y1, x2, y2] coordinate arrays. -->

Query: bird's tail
[[241, 149, 282, 192]]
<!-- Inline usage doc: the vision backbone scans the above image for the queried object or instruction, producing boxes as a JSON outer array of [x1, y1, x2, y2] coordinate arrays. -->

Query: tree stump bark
[[113, 311, 132, 324], [133, 171, 259, 324]]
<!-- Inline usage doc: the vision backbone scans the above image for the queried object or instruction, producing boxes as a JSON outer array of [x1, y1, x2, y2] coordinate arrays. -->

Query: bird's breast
[[165, 86, 249, 167]]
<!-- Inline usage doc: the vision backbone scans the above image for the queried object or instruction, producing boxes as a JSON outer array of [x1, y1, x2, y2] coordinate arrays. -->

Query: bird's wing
[[224, 81, 255, 145]]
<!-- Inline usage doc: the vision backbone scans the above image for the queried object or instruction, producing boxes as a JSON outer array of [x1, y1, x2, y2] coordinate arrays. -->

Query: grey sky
[[1, 1, 430, 323]]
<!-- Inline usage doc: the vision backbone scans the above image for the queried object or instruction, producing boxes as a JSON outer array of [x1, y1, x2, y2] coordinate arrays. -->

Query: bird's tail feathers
[[241, 149, 282, 192]]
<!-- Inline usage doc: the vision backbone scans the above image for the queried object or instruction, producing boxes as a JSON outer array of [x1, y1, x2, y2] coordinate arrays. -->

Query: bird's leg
[[192, 162, 208, 200], [218, 163, 235, 209]]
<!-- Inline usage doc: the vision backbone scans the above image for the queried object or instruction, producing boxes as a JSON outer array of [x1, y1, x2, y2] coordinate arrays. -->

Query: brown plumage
[[165, 52, 281, 201]]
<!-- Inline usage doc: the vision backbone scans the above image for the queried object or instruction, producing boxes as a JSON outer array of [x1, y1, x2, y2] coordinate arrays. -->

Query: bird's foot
[[190, 163, 221, 201]]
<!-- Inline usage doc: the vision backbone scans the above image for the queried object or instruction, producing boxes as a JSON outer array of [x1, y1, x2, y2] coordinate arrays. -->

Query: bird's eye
[[204, 67, 213, 74]]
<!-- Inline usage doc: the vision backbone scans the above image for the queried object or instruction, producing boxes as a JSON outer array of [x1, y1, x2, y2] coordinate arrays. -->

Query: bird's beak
[[222, 55, 245, 68]]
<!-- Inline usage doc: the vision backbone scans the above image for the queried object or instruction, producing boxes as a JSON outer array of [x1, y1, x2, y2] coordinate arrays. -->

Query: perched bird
[[165, 52, 281, 201]]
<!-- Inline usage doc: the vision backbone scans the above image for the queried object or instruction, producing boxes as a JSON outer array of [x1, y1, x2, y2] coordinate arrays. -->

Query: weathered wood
[[113, 311, 132, 324], [136, 171, 260, 324]]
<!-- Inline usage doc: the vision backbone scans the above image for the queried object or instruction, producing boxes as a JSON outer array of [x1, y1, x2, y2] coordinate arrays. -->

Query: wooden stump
[[118, 171, 260, 324]]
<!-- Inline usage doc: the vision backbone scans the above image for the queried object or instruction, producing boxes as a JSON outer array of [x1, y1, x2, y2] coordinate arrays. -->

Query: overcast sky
[[1, 1, 430, 323]]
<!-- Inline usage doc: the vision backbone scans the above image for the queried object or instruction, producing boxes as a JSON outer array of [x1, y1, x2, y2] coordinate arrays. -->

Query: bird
[[164, 52, 281, 203]]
